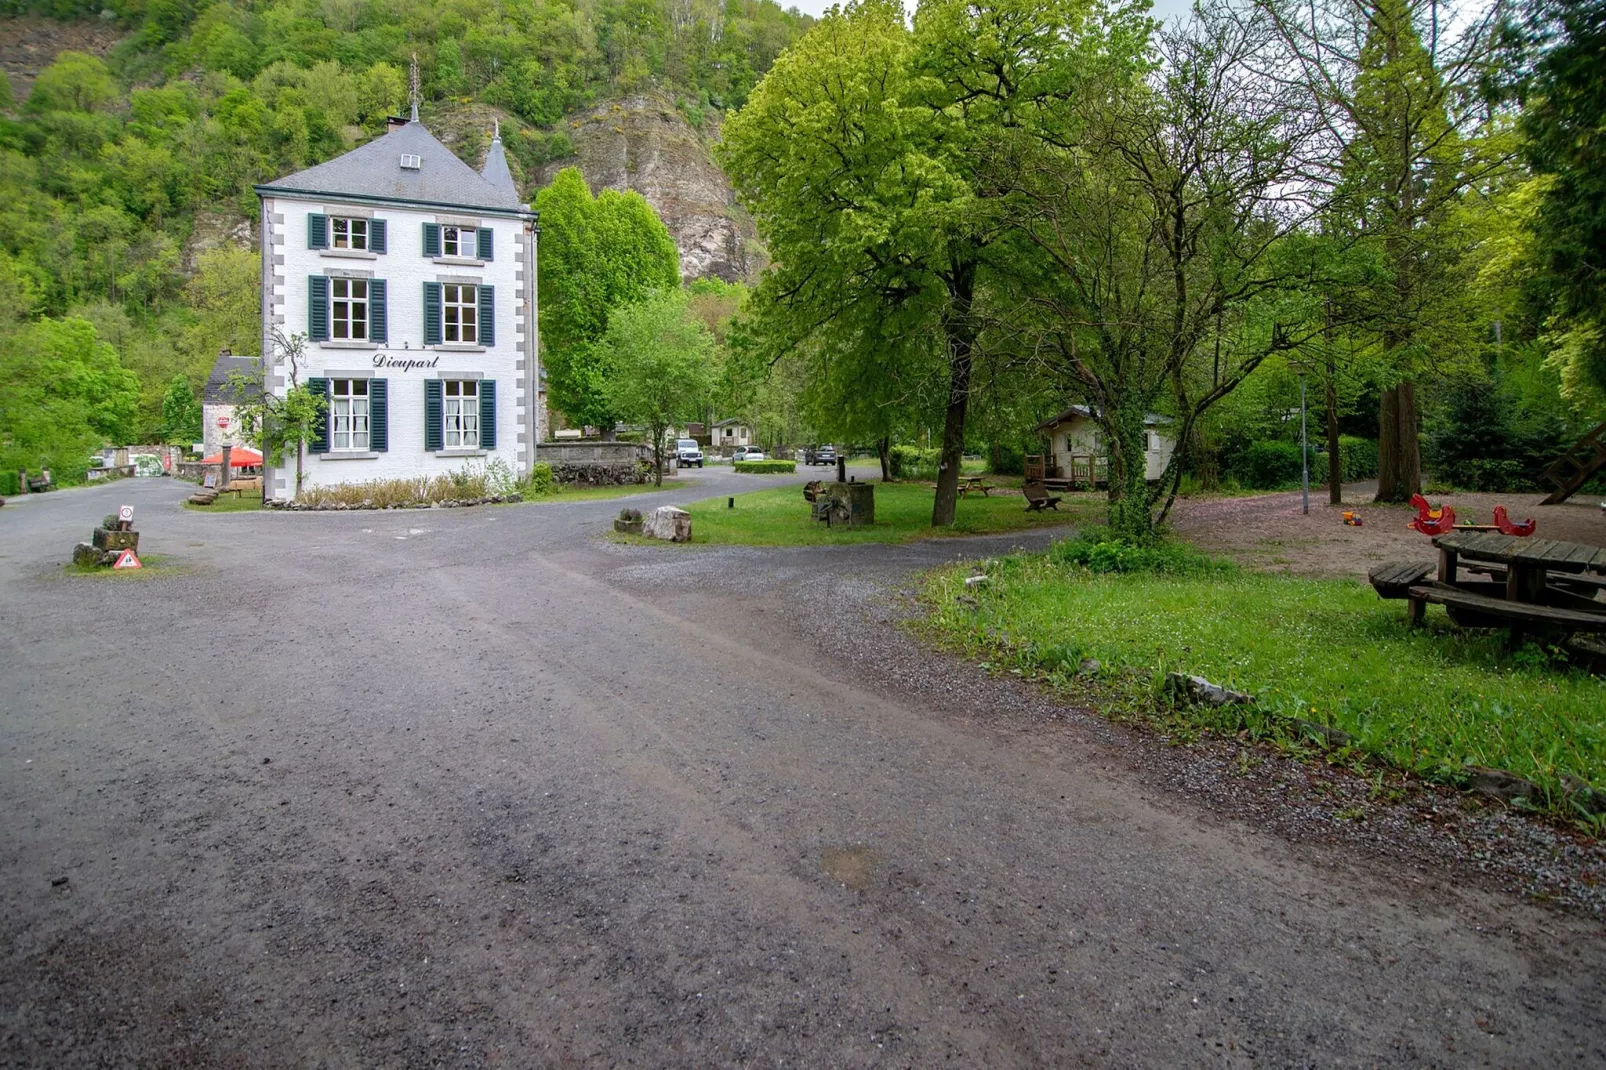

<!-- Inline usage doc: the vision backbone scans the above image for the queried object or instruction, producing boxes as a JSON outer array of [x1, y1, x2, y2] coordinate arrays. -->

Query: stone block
[[642, 506, 692, 542], [72, 542, 104, 567], [92, 528, 139, 552]]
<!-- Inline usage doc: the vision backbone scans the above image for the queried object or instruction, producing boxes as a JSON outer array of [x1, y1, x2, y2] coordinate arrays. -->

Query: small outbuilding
[[1035, 405, 1176, 483], [202, 349, 262, 459]]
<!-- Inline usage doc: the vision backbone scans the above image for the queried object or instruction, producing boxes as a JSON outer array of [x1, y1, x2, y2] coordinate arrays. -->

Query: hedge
[[889, 445, 941, 480], [733, 459, 796, 474], [1232, 436, 1379, 490]]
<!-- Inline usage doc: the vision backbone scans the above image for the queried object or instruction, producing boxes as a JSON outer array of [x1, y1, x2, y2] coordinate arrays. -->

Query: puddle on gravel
[[821, 844, 879, 890]]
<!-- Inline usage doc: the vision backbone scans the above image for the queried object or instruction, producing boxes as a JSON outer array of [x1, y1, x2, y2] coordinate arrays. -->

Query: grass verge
[[921, 537, 1606, 823], [525, 480, 691, 503], [62, 552, 183, 578], [183, 491, 264, 512], [673, 482, 1102, 546]]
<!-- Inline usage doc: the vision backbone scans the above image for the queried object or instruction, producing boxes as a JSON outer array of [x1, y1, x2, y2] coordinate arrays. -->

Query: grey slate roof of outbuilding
[[204, 353, 262, 404], [1035, 404, 1172, 431], [256, 121, 524, 212]]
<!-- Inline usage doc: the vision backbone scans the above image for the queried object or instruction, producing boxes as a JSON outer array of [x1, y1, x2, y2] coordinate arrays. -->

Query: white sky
[[782, 0, 1197, 22]]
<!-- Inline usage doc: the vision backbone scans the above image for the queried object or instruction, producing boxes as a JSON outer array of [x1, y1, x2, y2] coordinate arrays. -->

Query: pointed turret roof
[[257, 121, 523, 213], [480, 127, 517, 201]]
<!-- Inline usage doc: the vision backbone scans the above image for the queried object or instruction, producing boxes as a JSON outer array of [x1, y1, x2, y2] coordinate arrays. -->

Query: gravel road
[[2, 471, 1603, 1068]]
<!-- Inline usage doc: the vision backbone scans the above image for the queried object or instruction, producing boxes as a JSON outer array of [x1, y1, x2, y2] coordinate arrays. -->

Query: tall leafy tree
[[0, 316, 138, 481], [601, 289, 715, 484], [1519, 0, 1606, 403], [1257, 0, 1506, 501], [534, 167, 681, 433], [721, 0, 1138, 525], [160, 373, 202, 444]]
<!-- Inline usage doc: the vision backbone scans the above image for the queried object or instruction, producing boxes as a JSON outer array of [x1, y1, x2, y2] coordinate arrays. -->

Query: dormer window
[[331, 217, 367, 251], [399, 153, 421, 169]]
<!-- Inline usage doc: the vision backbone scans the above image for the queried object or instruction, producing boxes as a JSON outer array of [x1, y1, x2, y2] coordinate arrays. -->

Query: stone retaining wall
[[536, 441, 658, 485]]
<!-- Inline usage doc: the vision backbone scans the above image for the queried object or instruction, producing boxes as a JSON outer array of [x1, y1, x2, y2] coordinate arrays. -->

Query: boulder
[[642, 506, 692, 542], [72, 542, 103, 568], [1165, 671, 1253, 708]]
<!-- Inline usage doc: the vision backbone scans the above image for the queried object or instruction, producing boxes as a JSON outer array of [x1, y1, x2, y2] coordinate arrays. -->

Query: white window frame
[[331, 277, 369, 341], [330, 378, 370, 451], [442, 283, 478, 344], [441, 225, 476, 259], [331, 217, 368, 251], [443, 379, 479, 449]]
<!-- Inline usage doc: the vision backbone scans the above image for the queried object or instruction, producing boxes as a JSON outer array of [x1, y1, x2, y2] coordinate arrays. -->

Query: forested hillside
[[0, 0, 809, 475]]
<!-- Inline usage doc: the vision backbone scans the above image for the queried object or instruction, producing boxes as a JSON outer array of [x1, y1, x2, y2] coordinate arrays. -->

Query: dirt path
[[1, 476, 1603, 1066], [1171, 483, 1606, 579]]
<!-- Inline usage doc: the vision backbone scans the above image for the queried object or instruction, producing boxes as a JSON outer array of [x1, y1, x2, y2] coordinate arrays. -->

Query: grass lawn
[[525, 480, 691, 503], [183, 490, 264, 512], [673, 482, 1103, 546], [923, 549, 1606, 818]]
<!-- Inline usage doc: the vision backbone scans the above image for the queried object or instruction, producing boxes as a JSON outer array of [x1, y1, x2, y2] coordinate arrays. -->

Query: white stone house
[[1036, 405, 1176, 481], [254, 118, 539, 500], [201, 349, 261, 458]]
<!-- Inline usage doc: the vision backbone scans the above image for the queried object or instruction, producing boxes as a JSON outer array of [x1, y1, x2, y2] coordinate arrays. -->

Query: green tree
[[231, 329, 324, 497], [1519, 0, 1606, 402], [534, 167, 681, 434], [160, 373, 202, 444], [601, 289, 715, 485], [720, 0, 1141, 525], [25, 52, 117, 114], [0, 316, 138, 481]]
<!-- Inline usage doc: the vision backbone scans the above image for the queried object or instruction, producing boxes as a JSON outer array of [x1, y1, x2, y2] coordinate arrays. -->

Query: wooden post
[[221, 444, 232, 490], [1407, 595, 1425, 627], [1438, 547, 1458, 584]]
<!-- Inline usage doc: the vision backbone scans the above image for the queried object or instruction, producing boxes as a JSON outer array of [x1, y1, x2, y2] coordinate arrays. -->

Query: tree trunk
[[1105, 399, 1155, 542], [877, 435, 890, 482], [1375, 381, 1420, 503], [294, 441, 303, 498], [931, 258, 977, 527], [1326, 371, 1341, 505]]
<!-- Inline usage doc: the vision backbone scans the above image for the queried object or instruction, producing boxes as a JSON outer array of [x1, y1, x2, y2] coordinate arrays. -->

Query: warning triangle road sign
[[112, 549, 142, 569]]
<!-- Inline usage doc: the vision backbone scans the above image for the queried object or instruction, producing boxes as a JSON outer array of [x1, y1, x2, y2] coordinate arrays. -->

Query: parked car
[[808, 445, 838, 466], [676, 439, 704, 468], [734, 447, 767, 462]]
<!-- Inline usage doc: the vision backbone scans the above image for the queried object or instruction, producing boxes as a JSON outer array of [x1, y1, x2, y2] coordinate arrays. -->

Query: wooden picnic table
[[958, 475, 992, 498], [1412, 531, 1606, 645]]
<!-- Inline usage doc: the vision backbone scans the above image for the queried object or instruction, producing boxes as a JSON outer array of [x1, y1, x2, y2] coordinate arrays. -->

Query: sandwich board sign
[[112, 549, 142, 569]]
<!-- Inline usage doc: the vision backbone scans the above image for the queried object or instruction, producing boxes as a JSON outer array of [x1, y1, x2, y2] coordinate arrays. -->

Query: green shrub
[[889, 444, 941, 480], [988, 441, 1025, 475], [521, 462, 555, 495], [1047, 529, 1231, 575], [1309, 436, 1380, 485], [733, 459, 796, 474], [0, 470, 17, 496], [1233, 440, 1304, 489]]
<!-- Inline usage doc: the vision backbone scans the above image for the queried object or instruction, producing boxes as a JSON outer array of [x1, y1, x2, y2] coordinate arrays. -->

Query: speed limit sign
[[118, 504, 134, 525]]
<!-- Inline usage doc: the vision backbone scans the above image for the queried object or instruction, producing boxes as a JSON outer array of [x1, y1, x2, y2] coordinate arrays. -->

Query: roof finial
[[409, 52, 420, 122]]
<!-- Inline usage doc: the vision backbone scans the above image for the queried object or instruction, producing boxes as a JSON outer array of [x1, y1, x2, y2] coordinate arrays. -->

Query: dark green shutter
[[423, 282, 442, 345], [477, 227, 493, 261], [423, 222, 440, 258], [308, 213, 328, 249], [478, 284, 495, 347], [424, 379, 444, 451], [307, 377, 331, 453], [479, 379, 496, 450], [369, 218, 387, 254], [308, 275, 330, 340], [369, 378, 388, 452], [368, 278, 387, 343]]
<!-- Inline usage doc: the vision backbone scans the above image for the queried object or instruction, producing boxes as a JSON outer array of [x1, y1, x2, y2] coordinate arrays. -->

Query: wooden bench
[[1368, 560, 1433, 600], [1023, 481, 1062, 512], [24, 470, 54, 493], [1407, 581, 1606, 641]]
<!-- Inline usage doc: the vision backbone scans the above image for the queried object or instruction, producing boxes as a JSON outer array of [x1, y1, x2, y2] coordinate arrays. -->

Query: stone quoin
[[254, 115, 541, 500]]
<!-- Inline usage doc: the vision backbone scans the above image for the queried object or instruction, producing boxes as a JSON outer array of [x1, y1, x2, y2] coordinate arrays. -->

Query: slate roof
[[480, 135, 517, 201], [204, 354, 262, 404], [257, 121, 525, 213], [1035, 404, 1172, 431]]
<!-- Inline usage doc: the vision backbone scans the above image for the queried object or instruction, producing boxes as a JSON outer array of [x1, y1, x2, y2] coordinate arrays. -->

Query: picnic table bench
[[1023, 481, 1062, 512], [1371, 531, 1606, 645]]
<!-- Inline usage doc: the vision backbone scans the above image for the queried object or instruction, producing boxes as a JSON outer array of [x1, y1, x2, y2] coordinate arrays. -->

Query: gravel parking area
[[2, 472, 1603, 1067]]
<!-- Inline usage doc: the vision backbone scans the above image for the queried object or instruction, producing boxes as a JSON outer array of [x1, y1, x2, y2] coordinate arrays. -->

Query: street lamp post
[[1289, 360, 1311, 515]]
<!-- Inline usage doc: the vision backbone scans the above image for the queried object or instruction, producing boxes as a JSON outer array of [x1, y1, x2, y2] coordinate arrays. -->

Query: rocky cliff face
[[535, 94, 762, 284]]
